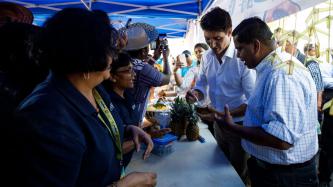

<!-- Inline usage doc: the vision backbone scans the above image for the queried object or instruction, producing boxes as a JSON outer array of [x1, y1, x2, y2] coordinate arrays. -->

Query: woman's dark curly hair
[[37, 8, 117, 75]]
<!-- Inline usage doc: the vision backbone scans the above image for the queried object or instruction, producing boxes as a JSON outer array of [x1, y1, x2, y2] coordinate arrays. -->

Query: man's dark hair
[[194, 43, 209, 50], [37, 8, 117, 75], [200, 7, 232, 32], [232, 17, 274, 47]]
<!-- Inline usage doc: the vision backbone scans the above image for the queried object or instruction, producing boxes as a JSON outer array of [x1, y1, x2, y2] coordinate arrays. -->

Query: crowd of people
[[0, 1, 333, 187]]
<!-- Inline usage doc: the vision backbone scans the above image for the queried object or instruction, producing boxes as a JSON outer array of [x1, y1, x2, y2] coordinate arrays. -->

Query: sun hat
[[120, 22, 158, 51], [0, 2, 33, 27]]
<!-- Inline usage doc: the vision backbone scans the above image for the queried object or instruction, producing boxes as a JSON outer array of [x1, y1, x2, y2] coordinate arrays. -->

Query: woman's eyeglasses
[[115, 67, 135, 74]]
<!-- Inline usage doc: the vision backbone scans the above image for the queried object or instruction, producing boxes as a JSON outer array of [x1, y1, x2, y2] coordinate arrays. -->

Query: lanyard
[[93, 89, 123, 161]]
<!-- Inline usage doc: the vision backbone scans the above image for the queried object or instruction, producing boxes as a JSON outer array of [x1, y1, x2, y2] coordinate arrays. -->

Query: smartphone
[[178, 54, 186, 67]]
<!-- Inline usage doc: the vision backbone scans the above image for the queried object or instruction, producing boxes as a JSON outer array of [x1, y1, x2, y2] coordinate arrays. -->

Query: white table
[[127, 123, 245, 187]]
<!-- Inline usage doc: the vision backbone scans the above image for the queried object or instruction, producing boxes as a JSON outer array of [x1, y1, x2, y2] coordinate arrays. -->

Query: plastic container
[[152, 133, 177, 156], [154, 111, 171, 129]]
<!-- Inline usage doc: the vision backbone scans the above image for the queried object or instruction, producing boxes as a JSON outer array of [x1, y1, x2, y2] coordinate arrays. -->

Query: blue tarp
[[6, 0, 213, 37]]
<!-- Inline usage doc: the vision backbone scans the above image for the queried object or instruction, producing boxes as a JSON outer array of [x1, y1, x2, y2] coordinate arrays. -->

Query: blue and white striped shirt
[[305, 59, 324, 92], [242, 51, 318, 165]]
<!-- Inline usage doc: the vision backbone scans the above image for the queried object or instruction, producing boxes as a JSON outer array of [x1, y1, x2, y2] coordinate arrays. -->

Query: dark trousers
[[248, 157, 318, 187], [214, 122, 248, 184], [318, 89, 333, 183]]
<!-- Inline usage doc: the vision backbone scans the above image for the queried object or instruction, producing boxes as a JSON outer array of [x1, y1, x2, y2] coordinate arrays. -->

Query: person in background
[[273, 27, 283, 47], [318, 81, 333, 187], [317, 51, 333, 187], [0, 2, 48, 184], [11, 8, 156, 187], [218, 17, 318, 187], [194, 43, 209, 64], [176, 50, 197, 77], [170, 44, 209, 96], [123, 23, 171, 126], [158, 44, 209, 104], [303, 43, 324, 114], [284, 30, 306, 64], [186, 7, 256, 183]]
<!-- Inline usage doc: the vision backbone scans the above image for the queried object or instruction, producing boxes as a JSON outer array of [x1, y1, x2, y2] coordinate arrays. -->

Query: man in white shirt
[[217, 17, 319, 187], [186, 7, 256, 183]]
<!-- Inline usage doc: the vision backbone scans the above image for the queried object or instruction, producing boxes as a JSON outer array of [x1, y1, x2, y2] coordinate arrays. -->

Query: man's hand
[[215, 105, 235, 129], [185, 89, 201, 103], [153, 45, 162, 60], [115, 172, 157, 187], [197, 113, 215, 123], [127, 125, 153, 160], [162, 46, 170, 60]]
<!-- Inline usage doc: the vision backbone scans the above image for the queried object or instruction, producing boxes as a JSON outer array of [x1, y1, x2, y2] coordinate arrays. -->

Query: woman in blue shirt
[[12, 8, 156, 187], [103, 52, 141, 167]]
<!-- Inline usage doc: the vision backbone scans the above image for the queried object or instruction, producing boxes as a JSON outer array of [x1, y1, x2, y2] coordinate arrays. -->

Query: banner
[[185, 0, 328, 50], [205, 0, 328, 26]]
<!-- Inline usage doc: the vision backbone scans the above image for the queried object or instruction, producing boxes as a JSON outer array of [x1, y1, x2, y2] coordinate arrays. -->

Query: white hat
[[120, 22, 158, 51]]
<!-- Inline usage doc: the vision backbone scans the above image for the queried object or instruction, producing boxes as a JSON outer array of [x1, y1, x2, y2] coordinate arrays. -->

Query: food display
[[147, 97, 171, 112]]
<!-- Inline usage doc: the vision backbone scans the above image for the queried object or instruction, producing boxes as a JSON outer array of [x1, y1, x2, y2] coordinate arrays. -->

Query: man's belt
[[253, 156, 315, 170]]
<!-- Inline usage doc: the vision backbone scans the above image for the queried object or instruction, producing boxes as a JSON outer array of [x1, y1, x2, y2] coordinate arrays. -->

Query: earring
[[83, 72, 90, 80], [112, 79, 117, 83]]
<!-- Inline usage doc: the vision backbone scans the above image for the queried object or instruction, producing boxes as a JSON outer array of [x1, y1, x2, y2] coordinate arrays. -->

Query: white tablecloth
[[127, 122, 245, 187]]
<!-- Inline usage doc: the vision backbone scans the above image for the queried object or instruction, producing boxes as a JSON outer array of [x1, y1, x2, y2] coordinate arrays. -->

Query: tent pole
[[80, 0, 91, 10]]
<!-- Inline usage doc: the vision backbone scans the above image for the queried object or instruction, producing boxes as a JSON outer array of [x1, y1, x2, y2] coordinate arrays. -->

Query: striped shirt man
[[242, 51, 319, 165]]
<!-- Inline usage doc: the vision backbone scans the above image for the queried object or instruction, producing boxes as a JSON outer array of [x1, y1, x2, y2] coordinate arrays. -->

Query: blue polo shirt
[[13, 73, 125, 187], [106, 89, 141, 167], [108, 89, 140, 126]]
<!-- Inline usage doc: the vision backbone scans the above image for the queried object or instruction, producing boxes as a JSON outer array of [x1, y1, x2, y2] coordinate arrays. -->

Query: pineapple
[[170, 97, 189, 136], [170, 97, 200, 140], [186, 104, 200, 141], [186, 123, 199, 141]]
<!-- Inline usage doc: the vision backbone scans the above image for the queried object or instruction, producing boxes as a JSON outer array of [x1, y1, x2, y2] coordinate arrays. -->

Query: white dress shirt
[[242, 51, 319, 165], [194, 40, 256, 122]]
